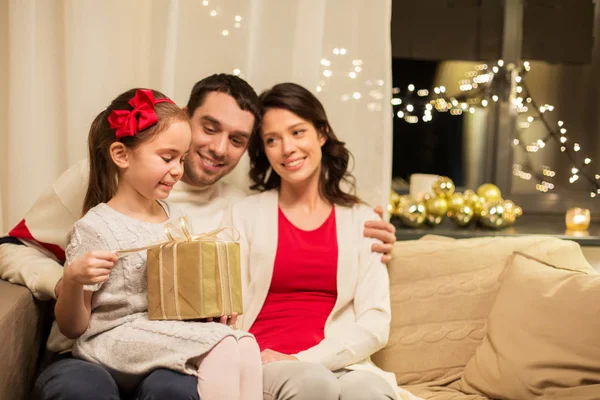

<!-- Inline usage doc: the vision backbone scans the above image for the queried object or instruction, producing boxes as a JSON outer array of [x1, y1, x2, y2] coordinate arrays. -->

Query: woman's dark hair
[[83, 88, 188, 215], [248, 82, 360, 207]]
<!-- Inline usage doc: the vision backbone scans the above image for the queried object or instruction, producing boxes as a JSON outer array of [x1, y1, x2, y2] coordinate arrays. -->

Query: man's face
[[183, 92, 255, 186]]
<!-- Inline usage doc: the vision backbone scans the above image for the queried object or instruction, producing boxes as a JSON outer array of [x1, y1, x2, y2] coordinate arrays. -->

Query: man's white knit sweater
[[0, 159, 245, 301]]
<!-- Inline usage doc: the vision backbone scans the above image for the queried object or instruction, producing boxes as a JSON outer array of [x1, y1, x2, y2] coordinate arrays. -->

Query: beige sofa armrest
[[0, 280, 51, 400]]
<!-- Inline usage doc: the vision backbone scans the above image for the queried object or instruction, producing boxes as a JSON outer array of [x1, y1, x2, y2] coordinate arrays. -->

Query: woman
[[226, 83, 406, 400]]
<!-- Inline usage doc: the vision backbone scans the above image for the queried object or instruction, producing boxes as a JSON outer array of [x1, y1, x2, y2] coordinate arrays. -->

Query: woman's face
[[261, 108, 326, 187]]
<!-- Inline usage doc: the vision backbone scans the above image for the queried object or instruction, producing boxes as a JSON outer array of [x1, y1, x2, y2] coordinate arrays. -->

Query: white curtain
[[1, 0, 392, 233]]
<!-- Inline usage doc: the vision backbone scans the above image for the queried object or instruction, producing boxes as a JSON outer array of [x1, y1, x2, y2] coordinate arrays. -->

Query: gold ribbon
[[116, 216, 240, 257], [116, 216, 240, 320]]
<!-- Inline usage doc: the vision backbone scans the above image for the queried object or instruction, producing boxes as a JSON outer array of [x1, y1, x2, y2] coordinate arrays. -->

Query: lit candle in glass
[[565, 208, 591, 231]]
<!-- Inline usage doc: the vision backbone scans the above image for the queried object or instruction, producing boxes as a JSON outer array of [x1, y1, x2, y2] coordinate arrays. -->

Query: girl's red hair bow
[[108, 89, 175, 141]]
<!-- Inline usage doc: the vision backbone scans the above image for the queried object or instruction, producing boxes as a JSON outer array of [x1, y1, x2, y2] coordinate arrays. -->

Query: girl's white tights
[[196, 336, 262, 400]]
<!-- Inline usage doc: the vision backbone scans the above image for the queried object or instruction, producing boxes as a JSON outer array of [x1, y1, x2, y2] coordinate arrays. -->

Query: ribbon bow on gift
[[116, 216, 240, 257], [164, 216, 241, 244], [108, 89, 176, 141]]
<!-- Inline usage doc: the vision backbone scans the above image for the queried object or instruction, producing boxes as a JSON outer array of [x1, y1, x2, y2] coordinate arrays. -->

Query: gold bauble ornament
[[390, 194, 414, 216], [503, 210, 517, 226], [432, 177, 455, 198], [503, 200, 523, 225], [389, 190, 402, 216], [447, 192, 466, 214], [472, 196, 486, 218], [476, 183, 502, 202], [502, 199, 515, 211], [501, 200, 516, 224], [425, 196, 449, 217], [479, 200, 510, 229], [479, 198, 523, 229], [398, 195, 413, 205], [514, 206, 523, 217], [426, 214, 444, 226], [422, 193, 433, 208], [450, 204, 474, 226], [398, 199, 427, 228], [463, 190, 480, 207]]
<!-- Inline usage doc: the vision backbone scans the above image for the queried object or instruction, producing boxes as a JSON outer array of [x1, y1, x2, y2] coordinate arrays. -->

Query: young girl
[[54, 88, 262, 400]]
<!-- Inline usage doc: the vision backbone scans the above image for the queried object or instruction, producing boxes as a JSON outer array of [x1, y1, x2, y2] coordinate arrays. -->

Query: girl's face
[[122, 120, 192, 201], [260, 108, 326, 187]]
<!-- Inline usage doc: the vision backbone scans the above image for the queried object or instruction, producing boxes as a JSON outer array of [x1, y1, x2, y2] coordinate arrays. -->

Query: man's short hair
[[186, 74, 260, 132]]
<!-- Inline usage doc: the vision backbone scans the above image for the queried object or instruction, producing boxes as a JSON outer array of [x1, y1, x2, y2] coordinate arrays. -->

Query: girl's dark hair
[[248, 82, 360, 207], [83, 88, 188, 215]]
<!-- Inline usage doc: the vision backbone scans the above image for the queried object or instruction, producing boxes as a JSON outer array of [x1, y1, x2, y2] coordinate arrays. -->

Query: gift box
[[143, 219, 243, 321]]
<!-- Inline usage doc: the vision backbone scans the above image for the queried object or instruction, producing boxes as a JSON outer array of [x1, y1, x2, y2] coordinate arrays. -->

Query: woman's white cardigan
[[224, 189, 398, 391]]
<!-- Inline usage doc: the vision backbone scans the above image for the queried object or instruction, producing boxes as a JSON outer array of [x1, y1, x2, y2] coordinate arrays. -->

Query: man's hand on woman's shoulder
[[363, 205, 396, 264]]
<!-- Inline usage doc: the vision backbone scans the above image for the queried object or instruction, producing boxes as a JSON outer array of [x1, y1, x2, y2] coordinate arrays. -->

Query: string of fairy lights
[[207, 0, 597, 199], [316, 49, 387, 113], [389, 60, 600, 198], [199, 0, 247, 77]]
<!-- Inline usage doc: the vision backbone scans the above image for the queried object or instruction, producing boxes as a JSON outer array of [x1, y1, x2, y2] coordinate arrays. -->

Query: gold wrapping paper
[[146, 239, 242, 320], [116, 217, 242, 321]]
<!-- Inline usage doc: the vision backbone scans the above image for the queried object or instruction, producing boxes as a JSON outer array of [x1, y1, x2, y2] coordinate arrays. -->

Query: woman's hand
[[364, 205, 396, 264], [64, 251, 118, 286], [260, 349, 298, 365]]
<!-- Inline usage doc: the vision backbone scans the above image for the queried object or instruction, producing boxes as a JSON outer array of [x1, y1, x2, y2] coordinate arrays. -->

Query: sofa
[[0, 279, 51, 400], [376, 234, 600, 399], [1, 235, 599, 400]]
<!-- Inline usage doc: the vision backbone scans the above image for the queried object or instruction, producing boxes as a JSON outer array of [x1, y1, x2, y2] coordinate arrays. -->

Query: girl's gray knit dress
[[69, 202, 251, 376]]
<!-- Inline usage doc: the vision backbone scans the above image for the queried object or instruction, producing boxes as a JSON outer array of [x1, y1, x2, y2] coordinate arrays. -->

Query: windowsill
[[393, 213, 600, 246]]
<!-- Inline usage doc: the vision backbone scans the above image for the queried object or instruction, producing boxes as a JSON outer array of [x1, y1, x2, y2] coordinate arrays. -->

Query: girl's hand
[[64, 251, 118, 286], [260, 349, 298, 365], [204, 313, 239, 326], [219, 313, 238, 326]]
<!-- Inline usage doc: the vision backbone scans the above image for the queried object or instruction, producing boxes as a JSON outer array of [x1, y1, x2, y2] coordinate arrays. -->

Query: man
[[0, 74, 396, 400]]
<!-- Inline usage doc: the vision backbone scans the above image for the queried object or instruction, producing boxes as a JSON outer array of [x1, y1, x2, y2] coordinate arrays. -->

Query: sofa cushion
[[372, 236, 594, 387], [0, 280, 49, 400], [458, 252, 600, 399], [405, 386, 486, 400]]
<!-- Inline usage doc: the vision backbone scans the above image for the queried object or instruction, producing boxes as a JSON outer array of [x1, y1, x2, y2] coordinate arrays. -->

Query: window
[[390, 0, 599, 214]]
